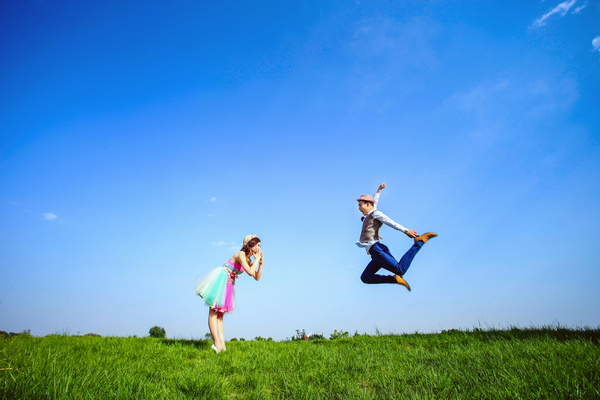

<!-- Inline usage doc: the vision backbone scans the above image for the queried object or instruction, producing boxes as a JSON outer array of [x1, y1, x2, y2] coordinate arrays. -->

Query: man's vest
[[359, 211, 382, 243]]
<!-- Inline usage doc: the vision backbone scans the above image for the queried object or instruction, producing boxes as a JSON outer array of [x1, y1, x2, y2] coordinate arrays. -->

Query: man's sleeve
[[372, 210, 408, 233]]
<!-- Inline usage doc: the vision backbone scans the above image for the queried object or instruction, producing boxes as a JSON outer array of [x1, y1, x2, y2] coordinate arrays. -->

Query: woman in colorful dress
[[195, 235, 263, 353]]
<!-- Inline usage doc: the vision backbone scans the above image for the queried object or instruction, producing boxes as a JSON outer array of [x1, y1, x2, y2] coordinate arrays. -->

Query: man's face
[[358, 200, 372, 215]]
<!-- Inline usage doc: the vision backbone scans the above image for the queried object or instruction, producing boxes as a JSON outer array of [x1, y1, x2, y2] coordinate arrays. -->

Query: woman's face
[[250, 242, 261, 255]]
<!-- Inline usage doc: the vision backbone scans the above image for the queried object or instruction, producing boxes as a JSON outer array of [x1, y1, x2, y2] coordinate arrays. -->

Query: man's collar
[[361, 209, 376, 221]]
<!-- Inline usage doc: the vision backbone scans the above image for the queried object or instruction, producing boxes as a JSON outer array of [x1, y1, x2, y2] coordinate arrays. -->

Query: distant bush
[[290, 329, 325, 341], [4, 330, 32, 338], [290, 329, 307, 341], [84, 333, 101, 337], [254, 336, 273, 341], [330, 329, 350, 340], [149, 326, 166, 338]]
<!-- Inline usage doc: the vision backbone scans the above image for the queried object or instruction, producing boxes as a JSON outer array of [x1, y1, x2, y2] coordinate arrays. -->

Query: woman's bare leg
[[208, 308, 220, 352], [217, 312, 226, 351]]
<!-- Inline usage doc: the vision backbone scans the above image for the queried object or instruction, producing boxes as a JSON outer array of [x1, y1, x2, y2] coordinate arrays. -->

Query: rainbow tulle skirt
[[195, 261, 243, 313]]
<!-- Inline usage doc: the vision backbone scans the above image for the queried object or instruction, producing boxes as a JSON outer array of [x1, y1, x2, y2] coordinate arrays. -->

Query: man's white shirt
[[356, 192, 408, 254]]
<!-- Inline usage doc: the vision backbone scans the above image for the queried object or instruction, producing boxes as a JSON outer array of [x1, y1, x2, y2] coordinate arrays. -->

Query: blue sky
[[1, 0, 599, 340]]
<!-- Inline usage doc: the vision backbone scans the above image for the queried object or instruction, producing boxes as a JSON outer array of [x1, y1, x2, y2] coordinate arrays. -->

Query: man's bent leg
[[397, 241, 424, 276], [360, 260, 396, 284], [366, 243, 405, 279]]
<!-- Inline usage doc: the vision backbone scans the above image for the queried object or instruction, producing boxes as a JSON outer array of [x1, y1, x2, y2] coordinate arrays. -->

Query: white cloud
[[592, 36, 600, 52], [444, 75, 578, 134], [211, 241, 241, 251], [43, 213, 58, 220], [351, 16, 438, 68], [532, 0, 578, 28], [572, 1, 588, 14], [210, 197, 217, 202]]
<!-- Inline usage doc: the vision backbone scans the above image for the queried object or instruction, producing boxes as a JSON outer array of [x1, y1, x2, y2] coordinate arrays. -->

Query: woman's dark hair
[[241, 237, 261, 264]]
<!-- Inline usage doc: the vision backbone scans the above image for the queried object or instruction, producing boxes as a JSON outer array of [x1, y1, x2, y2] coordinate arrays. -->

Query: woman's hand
[[253, 250, 264, 281], [377, 183, 386, 193]]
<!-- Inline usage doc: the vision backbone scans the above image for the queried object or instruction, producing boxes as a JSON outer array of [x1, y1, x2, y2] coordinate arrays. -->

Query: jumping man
[[356, 183, 437, 290]]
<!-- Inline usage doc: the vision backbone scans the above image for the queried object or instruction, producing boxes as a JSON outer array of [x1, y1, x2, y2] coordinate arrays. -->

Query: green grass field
[[2, 326, 599, 399]]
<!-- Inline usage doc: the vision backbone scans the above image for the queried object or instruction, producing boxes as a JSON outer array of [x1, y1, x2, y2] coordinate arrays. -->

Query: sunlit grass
[[1, 326, 599, 399]]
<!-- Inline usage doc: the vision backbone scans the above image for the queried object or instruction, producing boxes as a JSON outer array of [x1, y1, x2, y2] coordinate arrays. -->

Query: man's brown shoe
[[395, 275, 411, 291], [414, 232, 438, 244]]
